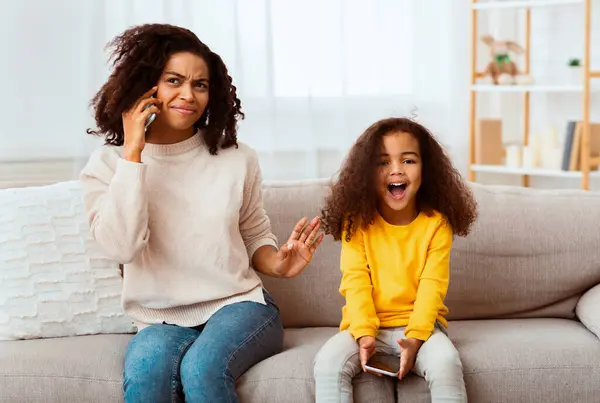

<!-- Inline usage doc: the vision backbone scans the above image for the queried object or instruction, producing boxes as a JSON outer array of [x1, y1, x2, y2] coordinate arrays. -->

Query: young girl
[[80, 23, 323, 403], [314, 117, 477, 402]]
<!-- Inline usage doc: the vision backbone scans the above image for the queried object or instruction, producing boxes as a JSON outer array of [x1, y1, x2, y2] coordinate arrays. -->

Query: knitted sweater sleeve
[[238, 149, 278, 259], [79, 148, 150, 264]]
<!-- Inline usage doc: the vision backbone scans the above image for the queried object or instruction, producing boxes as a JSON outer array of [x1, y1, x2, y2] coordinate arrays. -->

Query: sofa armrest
[[576, 283, 600, 339]]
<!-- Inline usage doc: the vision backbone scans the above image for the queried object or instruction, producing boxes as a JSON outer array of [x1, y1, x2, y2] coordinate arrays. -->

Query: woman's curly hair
[[321, 117, 478, 242], [87, 23, 243, 155]]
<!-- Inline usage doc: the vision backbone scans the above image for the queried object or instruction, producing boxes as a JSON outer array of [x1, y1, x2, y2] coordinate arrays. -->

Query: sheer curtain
[[0, 0, 469, 184]]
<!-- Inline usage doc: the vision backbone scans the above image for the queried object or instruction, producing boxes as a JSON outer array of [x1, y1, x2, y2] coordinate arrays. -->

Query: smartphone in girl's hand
[[364, 353, 400, 377]]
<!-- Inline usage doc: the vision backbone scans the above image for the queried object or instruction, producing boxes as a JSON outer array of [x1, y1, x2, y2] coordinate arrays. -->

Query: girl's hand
[[273, 216, 323, 278], [397, 337, 423, 380], [122, 86, 161, 161], [358, 336, 377, 373]]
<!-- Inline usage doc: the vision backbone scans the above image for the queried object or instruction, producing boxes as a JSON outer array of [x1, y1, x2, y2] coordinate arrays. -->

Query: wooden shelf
[[471, 164, 600, 178], [469, 0, 595, 190], [472, 0, 583, 9], [471, 84, 585, 92]]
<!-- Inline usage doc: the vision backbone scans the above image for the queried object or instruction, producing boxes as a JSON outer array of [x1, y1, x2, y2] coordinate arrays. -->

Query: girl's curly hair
[[321, 117, 478, 242], [87, 23, 243, 155]]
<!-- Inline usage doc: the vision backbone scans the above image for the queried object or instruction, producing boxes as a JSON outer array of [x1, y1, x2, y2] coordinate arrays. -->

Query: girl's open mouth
[[387, 183, 407, 200]]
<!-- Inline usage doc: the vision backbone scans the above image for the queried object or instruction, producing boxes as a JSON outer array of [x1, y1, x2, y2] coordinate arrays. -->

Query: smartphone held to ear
[[144, 102, 157, 132], [364, 354, 400, 377]]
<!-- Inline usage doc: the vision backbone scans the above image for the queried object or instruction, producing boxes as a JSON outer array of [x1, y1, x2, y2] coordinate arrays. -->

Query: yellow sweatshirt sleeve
[[339, 228, 379, 339], [404, 220, 452, 341]]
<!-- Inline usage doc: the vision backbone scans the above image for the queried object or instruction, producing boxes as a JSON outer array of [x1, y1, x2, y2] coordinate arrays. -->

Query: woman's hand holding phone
[[122, 86, 161, 163]]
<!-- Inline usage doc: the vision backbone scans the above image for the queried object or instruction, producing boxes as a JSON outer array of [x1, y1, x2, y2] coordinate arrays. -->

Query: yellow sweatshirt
[[339, 210, 452, 342]]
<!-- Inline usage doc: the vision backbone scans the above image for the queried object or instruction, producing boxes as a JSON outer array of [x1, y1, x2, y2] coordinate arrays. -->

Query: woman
[[80, 23, 323, 403]]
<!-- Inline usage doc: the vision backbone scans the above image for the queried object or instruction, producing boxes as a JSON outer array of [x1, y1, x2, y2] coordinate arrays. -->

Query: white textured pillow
[[0, 180, 135, 340]]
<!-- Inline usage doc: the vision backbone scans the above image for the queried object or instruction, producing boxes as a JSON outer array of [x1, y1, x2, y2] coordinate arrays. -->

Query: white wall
[[1, 1, 599, 190], [0, 0, 432, 185], [1, 0, 465, 187], [0, 1, 105, 162]]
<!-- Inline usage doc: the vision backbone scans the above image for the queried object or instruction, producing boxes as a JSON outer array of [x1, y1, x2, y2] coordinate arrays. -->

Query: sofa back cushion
[[261, 180, 600, 327], [5, 179, 598, 334], [259, 180, 344, 328], [445, 183, 600, 321]]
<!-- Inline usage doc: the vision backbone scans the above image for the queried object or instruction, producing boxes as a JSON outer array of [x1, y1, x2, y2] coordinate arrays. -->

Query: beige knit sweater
[[79, 132, 278, 330]]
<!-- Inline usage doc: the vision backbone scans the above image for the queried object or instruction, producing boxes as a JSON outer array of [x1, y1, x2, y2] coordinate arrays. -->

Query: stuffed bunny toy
[[481, 34, 533, 85]]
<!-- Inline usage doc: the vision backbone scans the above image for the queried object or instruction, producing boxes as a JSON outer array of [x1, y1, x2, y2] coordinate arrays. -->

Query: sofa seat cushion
[[237, 327, 397, 402], [239, 319, 600, 403], [0, 334, 131, 403], [0, 329, 396, 403], [1, 318, 600, 403], [454, 318, 600, 402]]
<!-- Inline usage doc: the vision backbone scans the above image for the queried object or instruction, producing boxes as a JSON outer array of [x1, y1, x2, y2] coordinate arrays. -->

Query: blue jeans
[[123, 290, 284, 403]]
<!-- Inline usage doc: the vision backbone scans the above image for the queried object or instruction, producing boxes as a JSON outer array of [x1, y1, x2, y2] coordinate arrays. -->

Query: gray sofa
[[2, 179, 600, 402]]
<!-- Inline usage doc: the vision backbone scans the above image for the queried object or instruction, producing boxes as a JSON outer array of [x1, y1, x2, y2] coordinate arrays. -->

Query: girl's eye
[[195, 83, 207, 89], [167, 78, 179, 84], [378, 161, 390, 166], [403, 159, 415, 164]]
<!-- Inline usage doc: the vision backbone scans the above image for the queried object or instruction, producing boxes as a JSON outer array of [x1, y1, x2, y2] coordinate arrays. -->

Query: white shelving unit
[[471, 164, 600, 178], [468, 0, 599, 190], [471, 84, 585, 92], [472, 0, 583, 10]]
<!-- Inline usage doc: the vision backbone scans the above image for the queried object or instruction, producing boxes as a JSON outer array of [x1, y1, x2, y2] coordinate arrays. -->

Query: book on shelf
[[475, 119, 503, 165], [561, 121, 600, 171]]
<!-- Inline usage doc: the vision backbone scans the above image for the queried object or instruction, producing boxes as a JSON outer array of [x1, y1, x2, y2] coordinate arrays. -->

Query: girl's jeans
[[123, 289, 283, 403], [313, 324, 467, 403]]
